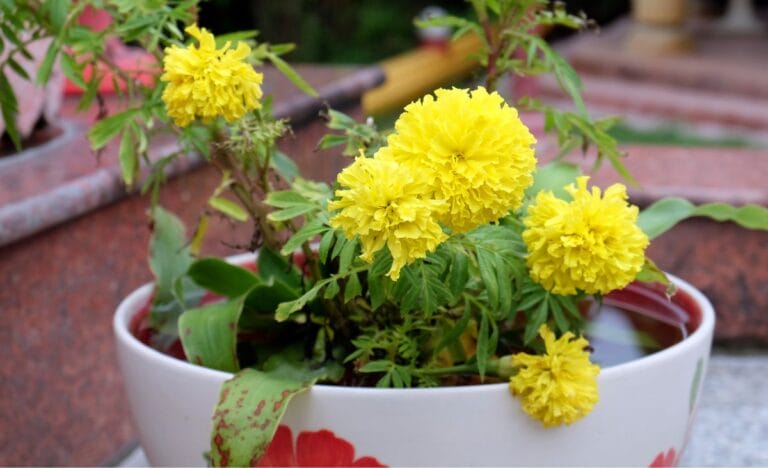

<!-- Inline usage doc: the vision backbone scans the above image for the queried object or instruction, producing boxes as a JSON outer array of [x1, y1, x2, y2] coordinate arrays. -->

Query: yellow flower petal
[[160, 25, 263, 127], [329, 156, 447, 280], [378, 87, 537, 233], [510, 324, 600, 427], [523, 176, 649, 295]]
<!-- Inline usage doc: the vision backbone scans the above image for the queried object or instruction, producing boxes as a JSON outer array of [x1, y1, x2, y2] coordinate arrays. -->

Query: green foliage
[[178, 299, 243, 373], [209, 368, 314, 467], [318, 109, 388, 157], [638, 197, 768, 239]]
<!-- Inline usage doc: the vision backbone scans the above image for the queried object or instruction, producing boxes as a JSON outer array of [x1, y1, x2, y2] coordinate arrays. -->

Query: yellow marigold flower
[[377, 87, 537, 233], [329, 156, 448, 280], [510, 324, 600, 427], [523, 176, 649, 295], [161, 25, 263, 127]]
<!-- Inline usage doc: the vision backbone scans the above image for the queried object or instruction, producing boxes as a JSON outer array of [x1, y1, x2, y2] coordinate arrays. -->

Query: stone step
[[536, 73, 768, 130]]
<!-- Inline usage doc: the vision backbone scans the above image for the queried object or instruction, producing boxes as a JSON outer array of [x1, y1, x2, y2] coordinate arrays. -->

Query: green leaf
[[269, 151, 300, 182], [337, 236, 359, 273], [392, 260, 453, 315], [267, 205, 314, 222], [118, 130, 137, 186], [265, 52, 318, 97], [6, 57, 29, 80], [59, 53, 86, 90], [0, 70, 20, 149], [275, 280, 327, 321], [178, 298, 243, 372], [88, 108, 140, 150], [35, 39, 59, 85], [189, 257, 260, 298], [692, 202, 768, 231], [149, 207, 192, 305], [525, 161, 581, 201], [210, 368, 314, 467], [280, 219, 327, 255], [242, 280, 300, 321], [637, 197, 694, 239], [636, 257, 674, 292], [46, 0, 70, 31], [524, 298, 549, 344], [344, 273, 361, 302], [265, 190, 312, 209], [257, 247, 301, 290], [215, 30, 259, 46], [318, 229, 335, 264], [209, 196, 249, 222], [433, 302, 471, 357]]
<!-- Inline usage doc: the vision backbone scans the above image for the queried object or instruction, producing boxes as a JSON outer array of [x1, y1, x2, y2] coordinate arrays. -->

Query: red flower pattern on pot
[[258, 425, 386, 467], [649, 447, 678, 467]]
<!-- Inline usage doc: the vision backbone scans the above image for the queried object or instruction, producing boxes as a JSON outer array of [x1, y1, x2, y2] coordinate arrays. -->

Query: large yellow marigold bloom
[[510, 324, 600, 427], [161, 25, 263, 127], [329, 156, 448, 280], [523, 176, 649, 295], [377, 87, 537, 233]]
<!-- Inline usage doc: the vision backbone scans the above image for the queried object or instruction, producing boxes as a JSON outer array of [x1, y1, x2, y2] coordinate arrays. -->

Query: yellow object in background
[[362, 33, 483, 116]]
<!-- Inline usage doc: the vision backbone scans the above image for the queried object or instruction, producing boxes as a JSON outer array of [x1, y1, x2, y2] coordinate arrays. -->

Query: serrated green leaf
[[280, 219, 326, 255], [88, 108, 140, 150], [178, 298, 243, 372], [267, 205, 314, 222], [433, 302, 471, 357], [524, 299, 549, 344], [359, 360, 392, 373], [323, 278, 340, 299], [0, 70, 20, 149], [35, 39, 59, 85], [6, 57, 29, 80], [275, 280, 326, 321], [318, 229, 335, 264], [265, 190, 312, 208], [46, 0, 70, 31], [59, 53, 86, 90], [118, 130, 137, 186], [344, 272, 361, 303], [368, 275, 387, 310], [338, 237, 359, 273]]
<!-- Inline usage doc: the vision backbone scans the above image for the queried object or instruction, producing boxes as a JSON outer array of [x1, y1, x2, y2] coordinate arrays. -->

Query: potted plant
[[6, 1, 766, 466]]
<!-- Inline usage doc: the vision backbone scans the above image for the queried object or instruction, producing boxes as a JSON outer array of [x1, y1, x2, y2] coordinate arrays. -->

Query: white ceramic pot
[[114, 271, 714, 466]]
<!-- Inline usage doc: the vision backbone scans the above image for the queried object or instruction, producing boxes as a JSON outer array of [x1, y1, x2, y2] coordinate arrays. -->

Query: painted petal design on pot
[[649, 447, 678, 467], [258, 425, 386, 467]]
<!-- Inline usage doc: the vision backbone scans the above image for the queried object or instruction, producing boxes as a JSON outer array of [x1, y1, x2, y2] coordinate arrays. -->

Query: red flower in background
[[650, 447, 678, 467], [258, 425, 385, 467]]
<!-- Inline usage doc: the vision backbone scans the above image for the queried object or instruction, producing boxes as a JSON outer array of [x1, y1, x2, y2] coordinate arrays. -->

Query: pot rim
[[114, 262, 715, 396]]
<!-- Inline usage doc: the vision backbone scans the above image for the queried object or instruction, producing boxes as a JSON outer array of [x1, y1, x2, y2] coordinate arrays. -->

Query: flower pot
[[114, 260, 714, 466]]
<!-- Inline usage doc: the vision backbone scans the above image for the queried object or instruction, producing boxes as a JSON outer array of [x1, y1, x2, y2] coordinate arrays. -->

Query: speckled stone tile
[[681, 353, 768, 466]]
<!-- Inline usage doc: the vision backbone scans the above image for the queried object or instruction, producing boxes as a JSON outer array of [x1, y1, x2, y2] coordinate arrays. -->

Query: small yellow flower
[[523, 176, 649, 295], [378, 87, 537, 233], [510, 324, 600, 427], [161, 25, 263, 127], [329, 156, 448, 280]]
